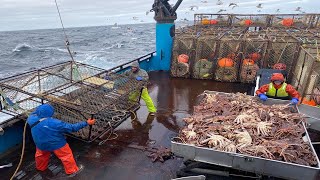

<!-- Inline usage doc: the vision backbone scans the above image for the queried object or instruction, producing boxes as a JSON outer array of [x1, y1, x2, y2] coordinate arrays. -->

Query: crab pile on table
[[178, 92, 318, 166]]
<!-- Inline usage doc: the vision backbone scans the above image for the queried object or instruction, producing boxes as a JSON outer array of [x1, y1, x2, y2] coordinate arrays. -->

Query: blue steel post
[[148, 0, 182, 71], [150, 23, 175, 71]]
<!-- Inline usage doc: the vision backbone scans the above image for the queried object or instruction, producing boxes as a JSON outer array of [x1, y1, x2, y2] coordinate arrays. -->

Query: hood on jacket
[[36, 104, 54, 118], [131, 61, 140, 68]]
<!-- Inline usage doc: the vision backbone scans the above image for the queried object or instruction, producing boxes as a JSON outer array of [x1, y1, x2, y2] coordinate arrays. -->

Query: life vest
[[266, 83, 289, 98]]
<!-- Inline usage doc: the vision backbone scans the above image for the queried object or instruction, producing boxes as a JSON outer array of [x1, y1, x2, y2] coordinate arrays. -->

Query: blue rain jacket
[[27, 104, 88, 151]]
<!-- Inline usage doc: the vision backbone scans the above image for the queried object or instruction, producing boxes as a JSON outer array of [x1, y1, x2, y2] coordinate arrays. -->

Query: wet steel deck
[[1, 71, 252, 180]]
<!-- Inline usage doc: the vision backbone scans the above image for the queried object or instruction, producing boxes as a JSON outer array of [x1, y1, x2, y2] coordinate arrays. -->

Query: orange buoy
[[244, 19, 253, 26], [248, 52, 261, 61], [210, 19, 218, 25], [218, 58, 234, 67], [201, 19, 210, 25], [282, 18, 294, 27], [177, 54, 189, 63], [302, 98, 317, 106], [242, 59, 255, 66], [227, 53, 236, 60]]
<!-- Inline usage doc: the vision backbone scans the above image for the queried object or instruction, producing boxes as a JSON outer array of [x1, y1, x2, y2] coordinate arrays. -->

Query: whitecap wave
[[12, 43, 33, 52]]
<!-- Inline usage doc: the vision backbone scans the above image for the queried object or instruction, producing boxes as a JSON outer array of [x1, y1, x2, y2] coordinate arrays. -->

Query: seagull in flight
[[276, 9, 280, 13], [189, 5, 199, 11], [256, 3, 263, 8], [216, 0, 223, 5], [217, 9, 227, 13], [295, 7, 302, 11], [229, 3, 239, 9]]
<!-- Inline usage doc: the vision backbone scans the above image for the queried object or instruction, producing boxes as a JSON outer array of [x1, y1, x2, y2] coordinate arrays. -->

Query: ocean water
[[0, 23, 156, 78]]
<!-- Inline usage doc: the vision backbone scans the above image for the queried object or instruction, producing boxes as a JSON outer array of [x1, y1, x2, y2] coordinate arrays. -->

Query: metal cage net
[[239, 34, 268, 83], [171, 35, 196, 78], [232, 15, 270, 27], [270, 14, 313, 28], [194, 14, 231, 29], [291, 47, 320, 105], [0, 61, 143, 142], [214, 34, 242, 82], [193, 35, 222, 79], [265, 35, 299, 79]]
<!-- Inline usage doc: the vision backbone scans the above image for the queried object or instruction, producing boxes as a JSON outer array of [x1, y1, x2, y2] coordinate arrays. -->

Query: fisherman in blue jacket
[[27, 104, 95, 176]]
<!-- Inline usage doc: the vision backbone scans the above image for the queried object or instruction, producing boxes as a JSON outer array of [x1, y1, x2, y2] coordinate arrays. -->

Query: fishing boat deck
[[1, 71, 253, 180]]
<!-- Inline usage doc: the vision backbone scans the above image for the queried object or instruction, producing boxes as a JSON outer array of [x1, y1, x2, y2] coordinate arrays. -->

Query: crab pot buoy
[[273, 63, 287, 70], [201, 19, 210, 25], [240, 19, 253, 26], [227, 53, 236, 60], [282, 18, 294, 27], [177, 54, 189, 63], [248, 52, 261, 61], [242, 59, 255, 66], [210, 20, 218, 25], [218, 58, 234, 67]]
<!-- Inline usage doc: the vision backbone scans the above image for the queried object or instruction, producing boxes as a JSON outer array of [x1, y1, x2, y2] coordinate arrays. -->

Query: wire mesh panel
[[232, 14, 270, 27], [0, 61, 144, 142], [194, 14, 231, 29], [171, 35, 196, 78], [291, 47, 320, 106], [214, 33, 243, 82], [240, 34, 268, 83], [265, 35, 299, 79], [270, 14, 313, 28], [193, 34, 222, 79]]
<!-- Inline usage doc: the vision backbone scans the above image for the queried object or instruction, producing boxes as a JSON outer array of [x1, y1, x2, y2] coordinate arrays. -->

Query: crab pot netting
[[270, 14, 313, 28], [193, 35, 222, 79], [232, 15, 270, 27], [214, 34, 243, 82], [240, 34, 268, 83], [171, 35, 196, 78], [194, 14, 231, 28], [292, 48, 320, 102], [265, 35, 299, 79], [0, 61, 143, 142]]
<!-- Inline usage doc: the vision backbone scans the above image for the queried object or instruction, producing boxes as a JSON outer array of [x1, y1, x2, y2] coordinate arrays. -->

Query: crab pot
[[292, 47, 320, 105], [232, 14, 271, 27], [171, 35, 196, 78], [214, 34, 243, 82], [0, 61, 143, 142], [239, 34, 268, 83], [270, 14, 314, 28], [192, 34, 222, 80], [265, 35, 300, 79], [194, 14, 231, 30]]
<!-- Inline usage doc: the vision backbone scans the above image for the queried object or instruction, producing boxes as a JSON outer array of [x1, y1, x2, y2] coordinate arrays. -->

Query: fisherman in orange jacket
[[256, 73, 300, 105]]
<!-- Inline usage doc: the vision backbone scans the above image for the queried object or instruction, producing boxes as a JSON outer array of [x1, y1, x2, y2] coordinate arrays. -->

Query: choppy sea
[[0, 23, 156, 78]]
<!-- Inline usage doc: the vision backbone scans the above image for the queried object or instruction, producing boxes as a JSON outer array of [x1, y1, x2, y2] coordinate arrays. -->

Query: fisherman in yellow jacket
[[124, 61, 157, 115]]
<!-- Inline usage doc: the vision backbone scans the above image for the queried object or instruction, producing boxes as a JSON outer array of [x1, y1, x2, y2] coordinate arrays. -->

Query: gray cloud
[[0, 0, 318, 31]]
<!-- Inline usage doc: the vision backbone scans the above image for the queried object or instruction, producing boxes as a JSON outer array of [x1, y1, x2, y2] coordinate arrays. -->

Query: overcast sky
[[0, 0, 318, 31]]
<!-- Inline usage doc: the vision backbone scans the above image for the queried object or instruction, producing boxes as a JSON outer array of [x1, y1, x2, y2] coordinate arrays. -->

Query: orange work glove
[[87, 118, 95, 125]]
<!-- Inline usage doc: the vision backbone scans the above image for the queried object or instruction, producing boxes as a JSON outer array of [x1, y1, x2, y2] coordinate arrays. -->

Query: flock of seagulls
[[139, 0, 308, 23], [184, 1, 307, 14]]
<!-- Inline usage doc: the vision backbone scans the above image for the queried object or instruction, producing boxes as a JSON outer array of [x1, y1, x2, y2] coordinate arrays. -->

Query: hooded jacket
[[256, 73, 300, 99], [124, 62, 149, 82], [27, 104, 88, 151]]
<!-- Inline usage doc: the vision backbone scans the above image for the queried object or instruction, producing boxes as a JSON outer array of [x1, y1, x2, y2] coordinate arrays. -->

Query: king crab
[[147, 146, 173, 162], [235, 130, 252, 148], [256, 122, 272, 136]]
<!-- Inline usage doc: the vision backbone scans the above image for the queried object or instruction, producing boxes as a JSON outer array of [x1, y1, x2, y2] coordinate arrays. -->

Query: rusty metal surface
[[0, 71, 252, 180]]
